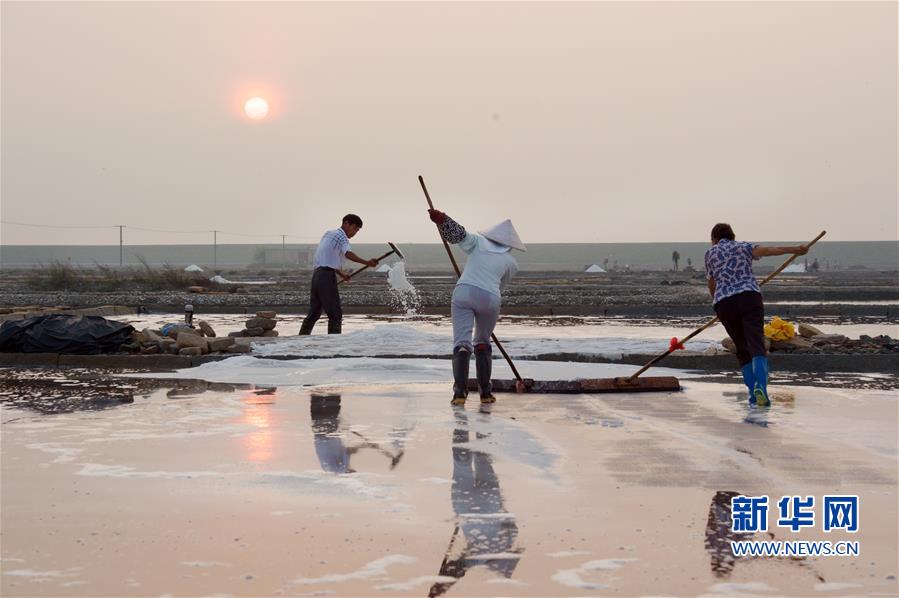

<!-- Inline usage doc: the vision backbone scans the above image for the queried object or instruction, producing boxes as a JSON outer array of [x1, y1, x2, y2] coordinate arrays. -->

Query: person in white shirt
[[428, 209, 524, 405], [298, 214, 379, 335]]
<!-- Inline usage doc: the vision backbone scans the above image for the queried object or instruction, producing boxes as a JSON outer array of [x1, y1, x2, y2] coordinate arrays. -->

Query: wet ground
[[1, 366, 896, 596]]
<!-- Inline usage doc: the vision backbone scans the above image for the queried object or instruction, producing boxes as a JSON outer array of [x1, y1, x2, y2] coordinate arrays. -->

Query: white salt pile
[[209, 275, 275, 285], [386, 261, 422, 316]]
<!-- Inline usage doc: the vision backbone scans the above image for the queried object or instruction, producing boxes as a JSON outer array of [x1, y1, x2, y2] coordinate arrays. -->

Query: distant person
[[298, 214, 379, 335], [428, 209, 524, 405], [704, 223, 807, 406]]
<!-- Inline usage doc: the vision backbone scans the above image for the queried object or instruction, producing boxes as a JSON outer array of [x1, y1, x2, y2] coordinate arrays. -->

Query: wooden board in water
[[467, 376, 681, 394]]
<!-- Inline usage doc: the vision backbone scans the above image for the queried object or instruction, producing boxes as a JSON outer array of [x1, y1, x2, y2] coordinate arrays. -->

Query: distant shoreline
[[2, 241, 897, 271]]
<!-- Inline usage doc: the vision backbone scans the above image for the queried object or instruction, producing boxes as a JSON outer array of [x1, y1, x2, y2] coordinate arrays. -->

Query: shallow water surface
[[1, 370, 896, 596]]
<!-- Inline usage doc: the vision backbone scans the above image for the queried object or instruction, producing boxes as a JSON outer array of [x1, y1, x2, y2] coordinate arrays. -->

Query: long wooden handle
[[758, 230, 827, 285], [626, 230, 827, 382], [419, 176, 463, 277], [337, 247, 397, 286], [418, 175, 524, 384]]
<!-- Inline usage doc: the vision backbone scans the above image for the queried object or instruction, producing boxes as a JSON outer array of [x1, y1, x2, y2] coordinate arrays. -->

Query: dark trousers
[[714, 291, 766, 366], [299, 267, 342, 335]]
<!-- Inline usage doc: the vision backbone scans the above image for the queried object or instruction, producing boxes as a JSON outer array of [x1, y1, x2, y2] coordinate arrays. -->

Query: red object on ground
[[669, 337, 686, 351]]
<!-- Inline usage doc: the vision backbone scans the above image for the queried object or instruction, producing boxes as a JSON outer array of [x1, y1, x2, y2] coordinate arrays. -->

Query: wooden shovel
[[338, 242, 404, 285]]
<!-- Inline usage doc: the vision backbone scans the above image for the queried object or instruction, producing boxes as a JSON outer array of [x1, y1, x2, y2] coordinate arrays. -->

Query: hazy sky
[[1, 1, 896, 245]]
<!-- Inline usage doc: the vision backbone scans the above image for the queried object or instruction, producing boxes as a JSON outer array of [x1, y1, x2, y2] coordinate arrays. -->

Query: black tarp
[[0, 315, 135, 354]]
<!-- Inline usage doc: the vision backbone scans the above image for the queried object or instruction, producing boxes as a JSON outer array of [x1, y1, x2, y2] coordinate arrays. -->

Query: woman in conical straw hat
[[428, 209, 526, 405]]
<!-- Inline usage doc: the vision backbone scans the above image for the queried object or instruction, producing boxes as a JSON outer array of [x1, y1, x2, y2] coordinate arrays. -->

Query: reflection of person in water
[[429, 410, 521, 597], [309, 394, 405, 474], [310, 394, 354, 473], [704, 490, 827, 583], [705, 490, 741, 578]]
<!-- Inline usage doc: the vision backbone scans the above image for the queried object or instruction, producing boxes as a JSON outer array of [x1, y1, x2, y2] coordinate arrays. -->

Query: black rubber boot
[[451, 348, 470, 406], [475, 345, 495, 403]]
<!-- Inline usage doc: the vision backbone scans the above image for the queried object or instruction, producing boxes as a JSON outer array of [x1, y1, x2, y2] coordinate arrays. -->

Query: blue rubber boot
[[741, 363, 757, 403], [751, 356, 770, 406]]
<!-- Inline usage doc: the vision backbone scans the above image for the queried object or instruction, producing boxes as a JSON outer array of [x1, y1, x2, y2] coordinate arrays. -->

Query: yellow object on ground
[[764, 316, 795, 341]]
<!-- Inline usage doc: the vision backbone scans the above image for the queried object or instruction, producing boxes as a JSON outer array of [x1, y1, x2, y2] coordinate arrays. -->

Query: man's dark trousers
[[714, 290, 765, 366], [299, 267, 342, 335]]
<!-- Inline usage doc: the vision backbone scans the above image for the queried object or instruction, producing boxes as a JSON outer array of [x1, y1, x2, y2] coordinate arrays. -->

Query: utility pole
[[212, 230, 219, 270], [281, 234, 287, 265], [117, 225, 124, 267]]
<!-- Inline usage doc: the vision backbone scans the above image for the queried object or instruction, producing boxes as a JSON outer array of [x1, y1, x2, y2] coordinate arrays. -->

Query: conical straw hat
[[478, 219, 526, 252]]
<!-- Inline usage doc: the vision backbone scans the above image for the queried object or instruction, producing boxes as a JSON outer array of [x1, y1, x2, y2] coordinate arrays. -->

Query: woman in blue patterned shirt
[[704, 223, 807, 406]]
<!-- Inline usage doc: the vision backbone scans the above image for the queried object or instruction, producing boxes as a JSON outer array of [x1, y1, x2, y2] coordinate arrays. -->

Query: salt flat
[[1, 364, 896, 597]]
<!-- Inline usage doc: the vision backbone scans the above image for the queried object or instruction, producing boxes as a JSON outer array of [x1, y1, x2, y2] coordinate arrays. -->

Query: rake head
[[388, 242, 405, 260]]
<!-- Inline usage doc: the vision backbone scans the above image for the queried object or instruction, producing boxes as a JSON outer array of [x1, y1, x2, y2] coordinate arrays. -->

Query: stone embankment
[[0, 305, 137, 322]]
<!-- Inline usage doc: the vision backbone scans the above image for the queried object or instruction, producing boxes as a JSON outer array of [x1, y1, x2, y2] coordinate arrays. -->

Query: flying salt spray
[[386, 261, 422, 315]]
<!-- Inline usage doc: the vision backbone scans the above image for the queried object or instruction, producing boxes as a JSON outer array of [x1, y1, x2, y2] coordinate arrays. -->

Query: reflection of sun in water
[[242, 393, 275, 462], [244, 97, 269, 120]]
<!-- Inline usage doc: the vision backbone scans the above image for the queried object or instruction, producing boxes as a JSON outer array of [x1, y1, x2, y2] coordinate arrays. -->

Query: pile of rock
[[127, 319, 249, 356], [722, 322, 899, 355], [228, 311, 280, 338]]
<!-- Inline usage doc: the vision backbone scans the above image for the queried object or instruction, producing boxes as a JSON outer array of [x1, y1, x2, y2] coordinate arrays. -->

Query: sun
[[244, 97, 270, 120]]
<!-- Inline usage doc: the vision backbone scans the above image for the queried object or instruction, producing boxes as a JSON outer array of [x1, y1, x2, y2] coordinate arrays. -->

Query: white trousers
[[451, 284, 501, 352]]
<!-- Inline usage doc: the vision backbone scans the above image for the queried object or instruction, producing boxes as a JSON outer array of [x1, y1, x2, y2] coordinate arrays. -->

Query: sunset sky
[[1, 1, 896, 245]]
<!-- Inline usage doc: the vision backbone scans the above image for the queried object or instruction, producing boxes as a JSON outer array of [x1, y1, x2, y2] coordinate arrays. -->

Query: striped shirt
[[704, 239, 761, 304], [312, 228, 350, 269]]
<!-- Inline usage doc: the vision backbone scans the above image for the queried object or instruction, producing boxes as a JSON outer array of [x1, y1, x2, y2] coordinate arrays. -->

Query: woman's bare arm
[[752, 245, 808, 259]]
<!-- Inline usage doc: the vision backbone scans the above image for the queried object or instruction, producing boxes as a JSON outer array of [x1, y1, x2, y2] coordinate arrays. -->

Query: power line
[[0, 220, 115, 230], [127, 225, 208, 234], [217, 230, 306, 240], [117, 225, 124, 266], [2, 220, 318, 241]]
